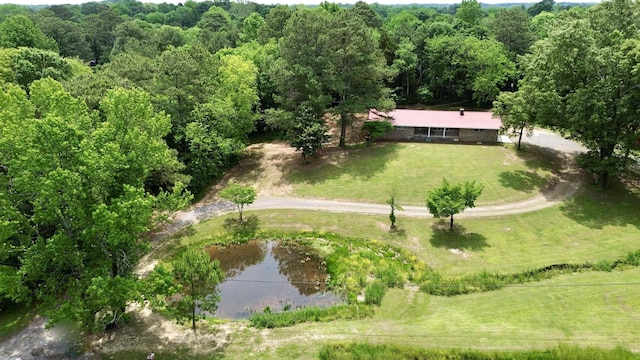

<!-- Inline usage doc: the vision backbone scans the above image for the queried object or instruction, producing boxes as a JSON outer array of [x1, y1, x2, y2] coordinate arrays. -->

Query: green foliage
[[362, 120, 394, 140], [319, 343, 640, 360], [492, 81, 556, 150], [426, 35, 515, 104], [0, 80, 190, 331], [456, 0, 482, 25], [491, 7, 535, 59], [8, 47, 73, 90], [364, 281, 386, 305], [219, 181, 257, 221], [528, 0, 555, 17], [240, 12, 265, 43], [249, 304, 374, 328], [514, 0, 640, 187], [386, 188, 403, 229], [274, 7, 394, 147], [0, 15, 58, 51], [426, 178, 483, 229], [171, 249, 224, 331], [289, 108, 330, 163]]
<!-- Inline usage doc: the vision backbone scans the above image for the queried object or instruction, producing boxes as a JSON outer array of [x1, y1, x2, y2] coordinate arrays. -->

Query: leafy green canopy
[[510, 0, 640, 188], [272, 7, 394, 147], [171, 250, 223, 331], [219, 181, 257, 221], [426, 178, 483, 229], [0, 79, 190, 331]]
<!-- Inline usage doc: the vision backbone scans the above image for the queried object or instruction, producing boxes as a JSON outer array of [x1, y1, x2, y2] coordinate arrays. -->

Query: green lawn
[[220, 269, 640, 359], [287, 143, 557, 205], [179, 174, 640, 278]]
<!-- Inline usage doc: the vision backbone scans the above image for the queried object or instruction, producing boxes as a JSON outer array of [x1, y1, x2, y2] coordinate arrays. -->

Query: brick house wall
[[459, 129, 498, 142], [381, 127, 414, 140]]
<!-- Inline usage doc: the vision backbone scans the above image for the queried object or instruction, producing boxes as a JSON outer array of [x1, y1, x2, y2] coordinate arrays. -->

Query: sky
[[0, 0, 599, 6]]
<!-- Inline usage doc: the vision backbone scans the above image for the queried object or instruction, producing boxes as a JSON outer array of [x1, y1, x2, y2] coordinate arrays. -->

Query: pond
[[206, 240, 342, 319]]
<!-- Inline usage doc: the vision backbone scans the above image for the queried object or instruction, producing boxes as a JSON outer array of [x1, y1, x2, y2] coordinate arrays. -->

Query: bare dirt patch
[[88, 304, 241, 357], [448, 248, 470, 259]]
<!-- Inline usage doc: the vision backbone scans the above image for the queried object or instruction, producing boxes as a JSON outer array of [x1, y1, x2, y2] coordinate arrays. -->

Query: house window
[[445, 128, 460, 137], [414, 128, 428, 135], [431, 127, 445, 137]]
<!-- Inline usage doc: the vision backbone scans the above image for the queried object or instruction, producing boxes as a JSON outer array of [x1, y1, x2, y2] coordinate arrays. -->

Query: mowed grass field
[[219, 269, 640, 359], [182, 174, 640, 277], [287, 143, 557, 205]]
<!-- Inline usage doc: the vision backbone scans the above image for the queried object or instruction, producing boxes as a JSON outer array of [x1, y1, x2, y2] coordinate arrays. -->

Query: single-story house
[[368, 109, 502, 143]]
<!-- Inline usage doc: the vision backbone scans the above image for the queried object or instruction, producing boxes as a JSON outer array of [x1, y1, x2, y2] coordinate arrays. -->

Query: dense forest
[[1, 0, 639, 332]]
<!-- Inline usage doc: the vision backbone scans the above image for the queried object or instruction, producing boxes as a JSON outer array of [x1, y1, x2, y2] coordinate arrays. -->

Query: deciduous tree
[[492, 81, 557, 150], [171, 249, 223, 331], [426, 178, 483, 229], [0, 79, 190, 330], [491, 7, 535, 59], [511, 0, 640, 188], [219, 182, 257, 221]]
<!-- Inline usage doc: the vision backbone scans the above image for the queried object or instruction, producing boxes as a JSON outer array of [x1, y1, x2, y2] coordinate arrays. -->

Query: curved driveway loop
[[180, 129, 587, 222]]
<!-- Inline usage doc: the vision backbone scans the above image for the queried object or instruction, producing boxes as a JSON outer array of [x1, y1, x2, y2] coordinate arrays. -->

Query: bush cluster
[[249, 304, 374, 328]]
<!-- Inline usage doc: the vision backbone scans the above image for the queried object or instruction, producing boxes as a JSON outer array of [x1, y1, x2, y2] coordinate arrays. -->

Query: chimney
[[459, 107, 465, 116]]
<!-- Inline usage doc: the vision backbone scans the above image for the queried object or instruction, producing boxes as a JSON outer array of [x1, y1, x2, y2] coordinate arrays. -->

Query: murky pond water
[[206, 240, 342, 319]]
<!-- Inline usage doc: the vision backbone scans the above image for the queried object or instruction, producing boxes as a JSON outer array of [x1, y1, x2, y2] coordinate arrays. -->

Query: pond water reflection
[[206, 240, 342, 319]]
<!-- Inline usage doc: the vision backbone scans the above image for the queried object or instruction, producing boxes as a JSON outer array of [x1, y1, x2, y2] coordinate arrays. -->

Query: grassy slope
[[221, 269, 640, 359], [180, 179, 640, 277], [287, 143, 556, 205]]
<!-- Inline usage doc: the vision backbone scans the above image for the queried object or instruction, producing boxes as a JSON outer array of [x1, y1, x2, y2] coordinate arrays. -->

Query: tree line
[[1, 0, 638, 331]]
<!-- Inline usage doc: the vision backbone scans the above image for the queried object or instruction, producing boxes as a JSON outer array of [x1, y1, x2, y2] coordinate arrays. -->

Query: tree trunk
[[339, 112, 348, 147], [517, 125, 524, 150], [598, 145, 614, 188], [192, 302, 196, 331], [450, 214, 454, 229], [238, 205, 243, 221], [598, 172, 609, 189]]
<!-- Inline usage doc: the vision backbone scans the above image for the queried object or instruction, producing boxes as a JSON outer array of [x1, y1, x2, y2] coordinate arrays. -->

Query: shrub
[[364, 282, 386, 305], [249, 304, 374, 328]]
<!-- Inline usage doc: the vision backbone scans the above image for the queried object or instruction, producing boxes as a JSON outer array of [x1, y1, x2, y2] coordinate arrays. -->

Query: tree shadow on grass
[[559, 173, 640, 230], [429, 220, 490, 251], [284, 143, 401, 185], [223, 215, 260, 241], [515, 143, 564, 174], [498, 143, 565, 193], [498, 169, 551, 193]]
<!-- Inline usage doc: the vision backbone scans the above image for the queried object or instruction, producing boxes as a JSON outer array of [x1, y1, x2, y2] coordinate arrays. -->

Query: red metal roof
[[368, 109, 501, 130]]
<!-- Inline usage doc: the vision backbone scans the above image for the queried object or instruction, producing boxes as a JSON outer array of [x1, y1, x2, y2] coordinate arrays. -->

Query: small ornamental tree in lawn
[[219, 181, 257, 221], [171, 249, 224, 331], [387, 188, 403, 230], [426, 178, 483, 230]]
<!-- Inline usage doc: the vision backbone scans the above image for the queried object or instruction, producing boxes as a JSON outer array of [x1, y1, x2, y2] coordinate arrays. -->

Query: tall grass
[[248, 304, 374, 328]]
